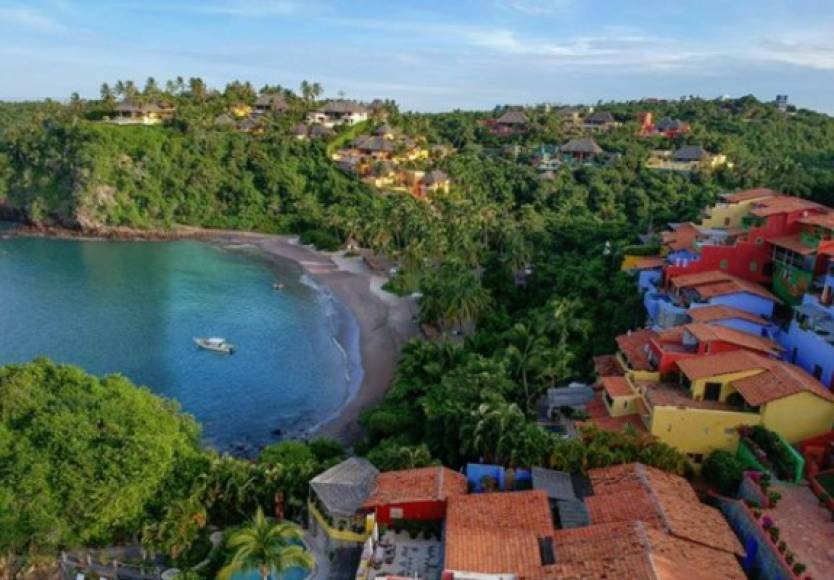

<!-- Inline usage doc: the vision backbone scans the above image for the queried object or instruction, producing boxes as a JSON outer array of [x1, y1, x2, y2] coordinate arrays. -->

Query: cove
[[0, 230, 361, 452]]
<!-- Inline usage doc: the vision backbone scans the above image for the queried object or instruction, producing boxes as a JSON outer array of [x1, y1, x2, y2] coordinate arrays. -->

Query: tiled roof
[[615, 329, 655, 371], [661, 222, 700, 251], [670, 270, 779, 302], [798, 212, 834, 230], [676, 351, 834, 404], [601, 376, 634, 398], [585, 392, 648, 433], [687, 305, 768, 325], [444, 490, 554, 575], [769, 234, 818, 256], [749, 196, 824, 217], [593, 354, 625, 377], [362, 466, 466, 509], [639, 380, 736, 411], [549, 521, 745, 580], [587, 463, 744, 557], [628, 256, 666, 270], [719, 188, 781, 203], [684, 323, 782, 355]]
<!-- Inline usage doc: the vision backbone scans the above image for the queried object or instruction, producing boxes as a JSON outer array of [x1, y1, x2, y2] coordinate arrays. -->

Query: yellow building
[[597, 349, 834, 466], [231, 103, 253, 118], [699, 188, 781, 229]]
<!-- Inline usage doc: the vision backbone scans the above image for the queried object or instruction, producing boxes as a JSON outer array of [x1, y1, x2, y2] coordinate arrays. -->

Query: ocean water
[[0, 231, 361, 452]]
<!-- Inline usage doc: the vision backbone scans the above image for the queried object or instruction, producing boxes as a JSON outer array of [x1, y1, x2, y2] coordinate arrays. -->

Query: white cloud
[[0, 6, 64, 32], [755, 37, 834, 70]]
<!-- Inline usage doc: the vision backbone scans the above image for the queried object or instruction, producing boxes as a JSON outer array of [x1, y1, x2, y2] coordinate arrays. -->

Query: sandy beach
[[209, 231, 419, 444]]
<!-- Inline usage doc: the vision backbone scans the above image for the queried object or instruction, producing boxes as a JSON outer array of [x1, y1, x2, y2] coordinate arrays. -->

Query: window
[[389, 507, 403, 519], [755, 236, 764, 245], [704, 382, 722, 401], [687, 453, 704, 464], [720, 259, 729, 270], [604, 392, 615, 408], [749, 260, 758, 272], [791, 347, 798, 364], [814, 365, 823, 380], [724, 217, 731, 226]]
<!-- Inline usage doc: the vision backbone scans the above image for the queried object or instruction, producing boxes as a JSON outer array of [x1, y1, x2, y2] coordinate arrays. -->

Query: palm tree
[[219, 508, 314, 580]]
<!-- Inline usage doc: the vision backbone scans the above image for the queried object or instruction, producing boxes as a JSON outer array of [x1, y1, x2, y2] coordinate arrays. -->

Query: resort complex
[[4, 56, 834, 580]]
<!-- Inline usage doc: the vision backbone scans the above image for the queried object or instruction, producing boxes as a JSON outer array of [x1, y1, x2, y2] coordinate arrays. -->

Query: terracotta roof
[[684, 323, 782, 355], [615, 329, 656, 371], [601, 376, 634, 398], [677, 351, 834, 403], [731, 356, 834, 405], [444, 490, 554, 575], [798, 212, 834, 230], [719, 188, 781, 204], [362, 466, 466, 508], [639, 380, 737, 411], [549, 521, 745, 580], [687, 305, 768, 326], [628, 256, 666, 270], [750, 196, 824, 217], [769, 234, 818, 256], [593, 354, 625, 377], [661, 222, 700, 251], [587, 463, 744, 557], [585, 392, 648, 433], [670, 270, 779, 303]]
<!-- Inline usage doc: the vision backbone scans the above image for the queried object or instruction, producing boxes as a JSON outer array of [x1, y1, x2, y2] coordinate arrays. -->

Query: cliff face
[[1, 121, 363, 233]]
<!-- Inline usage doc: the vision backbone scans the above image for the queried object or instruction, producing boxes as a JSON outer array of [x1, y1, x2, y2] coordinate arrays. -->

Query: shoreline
[[6, 222, 419, 445]]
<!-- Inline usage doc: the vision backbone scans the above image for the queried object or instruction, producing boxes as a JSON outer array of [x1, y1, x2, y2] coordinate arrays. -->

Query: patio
[[366, 530, 443, 580]]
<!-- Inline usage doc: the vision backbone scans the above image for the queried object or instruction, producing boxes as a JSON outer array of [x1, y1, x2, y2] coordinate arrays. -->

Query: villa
[[253, 93, 288, 115], [307, 100, 369, 128], [560, 137, 604, 164], [637, 112, 690, 138], [647, 145, 728, 173], [582, 111, 618, 132], [489, 108, 529, 136], [109, 99, 175, 125], [419, 170, 451, 196]]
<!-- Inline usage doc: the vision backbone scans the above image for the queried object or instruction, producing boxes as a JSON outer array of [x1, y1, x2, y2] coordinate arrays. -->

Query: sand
[[210, 231, 419, 444]]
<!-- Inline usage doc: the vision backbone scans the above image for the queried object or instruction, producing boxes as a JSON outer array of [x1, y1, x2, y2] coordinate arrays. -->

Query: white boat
[[194, 337, 236, 354]]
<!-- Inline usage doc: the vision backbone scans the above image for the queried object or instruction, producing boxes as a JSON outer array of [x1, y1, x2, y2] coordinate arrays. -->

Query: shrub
[[768, 491, 782, 507], [299, 229, 341, 251], [793, 563, 806, 575], [702, 450, 744, 494]]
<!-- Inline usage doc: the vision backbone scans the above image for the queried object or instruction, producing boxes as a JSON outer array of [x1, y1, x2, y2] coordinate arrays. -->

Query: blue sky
[[2, 0, 834, 112]]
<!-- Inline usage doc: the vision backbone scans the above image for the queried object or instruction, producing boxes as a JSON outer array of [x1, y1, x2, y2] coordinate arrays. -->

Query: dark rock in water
[[271, 428, 283, 436]]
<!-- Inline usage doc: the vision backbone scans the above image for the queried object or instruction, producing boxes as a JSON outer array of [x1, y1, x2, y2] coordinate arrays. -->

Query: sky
[[1, 0, 834, 112]]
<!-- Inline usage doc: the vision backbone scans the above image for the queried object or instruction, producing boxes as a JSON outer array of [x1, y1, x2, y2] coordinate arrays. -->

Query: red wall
[[650, 338, 758, 374], [374, 499, 447, 525], [665, 225, 773, 283]]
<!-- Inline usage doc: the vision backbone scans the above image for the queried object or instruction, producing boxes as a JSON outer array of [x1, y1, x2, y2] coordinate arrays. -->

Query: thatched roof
[[310, 457, 379, 517], [561, 138, 603, 155], [496, 109, 529, 125], [585, 111, 615, 124], [255, 93, 288, 112], [213, 113, 235, 126], [321, 100, 368, 114]]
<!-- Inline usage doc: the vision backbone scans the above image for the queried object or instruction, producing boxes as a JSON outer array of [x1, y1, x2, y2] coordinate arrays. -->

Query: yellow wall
[[649, 406, 761, 456], [699, 199, 758, 229], [604, 393, 641, 417], [232, 104, 252, 118], [308, 501, 371, 543], [761, 393, 834, 443], [689, 370, 761, 402]]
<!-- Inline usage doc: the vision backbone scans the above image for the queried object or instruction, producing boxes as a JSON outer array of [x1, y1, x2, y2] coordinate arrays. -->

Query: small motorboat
[[273, 282, 285, 290], [194, 337, 236, 354]]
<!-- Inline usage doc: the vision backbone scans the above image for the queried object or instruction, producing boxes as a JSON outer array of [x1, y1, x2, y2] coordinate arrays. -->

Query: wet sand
[[210, 231, 419, 444]]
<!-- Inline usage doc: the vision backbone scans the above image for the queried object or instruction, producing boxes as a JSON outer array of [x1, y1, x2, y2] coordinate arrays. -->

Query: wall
[[665, 233, 771, 284], [374, 499, 446, 526], [778, 313, 834, 390], [760, 392, 834, 443], [707, 317, 772, 337], [709, 293, 776, 319], [690, 369, 762, 402], [604, 391, 642, 417], [700, 198, 770, 229], [772, 262, 813, 306], [649, 405, 761, 456], [637, 269, 662, 294], [714, 496, 795, 580]]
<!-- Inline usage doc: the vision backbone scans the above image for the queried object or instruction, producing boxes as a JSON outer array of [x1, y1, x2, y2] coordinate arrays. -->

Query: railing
[[308, 502, 371, 543]]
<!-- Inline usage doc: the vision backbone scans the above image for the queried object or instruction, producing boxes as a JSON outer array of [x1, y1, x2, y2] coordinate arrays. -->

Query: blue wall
[[709, 293, 776, 319], [779, 322, 834, 389], [638, 269, 662, 295]]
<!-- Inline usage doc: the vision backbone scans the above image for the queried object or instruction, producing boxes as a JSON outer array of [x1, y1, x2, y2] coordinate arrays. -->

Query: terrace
[[357, 528, 442, 580]]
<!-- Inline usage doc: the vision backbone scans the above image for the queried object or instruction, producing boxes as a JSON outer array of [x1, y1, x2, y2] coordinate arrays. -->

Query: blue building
[[778, 293, 834, 389]]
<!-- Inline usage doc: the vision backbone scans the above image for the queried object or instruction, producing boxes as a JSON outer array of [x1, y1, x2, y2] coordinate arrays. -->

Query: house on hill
[[647, 145, 728, 172], [489, 108, 529, 135], [253, 93, 288, 115], [560, 137, 604, 163], [307, 100, 369, 128], [109, 99, 175, 125], [583, 110, 618, 132], [419, 170, 451, 196]]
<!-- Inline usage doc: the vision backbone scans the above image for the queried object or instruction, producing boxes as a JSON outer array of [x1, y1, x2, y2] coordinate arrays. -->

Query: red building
[[362, 466, 467, 525], [646, 323, 782, 374], [663, 194, 831, 284]]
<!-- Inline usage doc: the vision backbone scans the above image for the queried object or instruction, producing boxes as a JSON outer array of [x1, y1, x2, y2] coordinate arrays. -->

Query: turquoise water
[[0, 231, 361, 452]]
